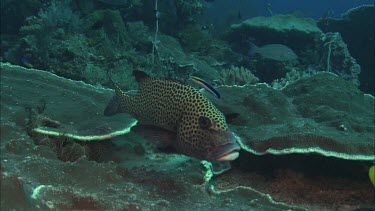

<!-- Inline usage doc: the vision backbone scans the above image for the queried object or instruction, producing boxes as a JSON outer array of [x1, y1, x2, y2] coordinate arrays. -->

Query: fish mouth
[[211, 142, 241, 161]]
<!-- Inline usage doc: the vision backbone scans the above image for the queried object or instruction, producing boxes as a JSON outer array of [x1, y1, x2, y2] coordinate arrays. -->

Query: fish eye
[[198, 116, 212, 129]]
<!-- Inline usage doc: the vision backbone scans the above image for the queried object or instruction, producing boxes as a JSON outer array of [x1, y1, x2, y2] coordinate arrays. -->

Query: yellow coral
[[369, 165, 375, 186]]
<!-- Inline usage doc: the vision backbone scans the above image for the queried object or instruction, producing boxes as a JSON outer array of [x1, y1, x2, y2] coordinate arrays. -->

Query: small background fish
[[20, 57, 33, 68], [249, 43, 298, 61]]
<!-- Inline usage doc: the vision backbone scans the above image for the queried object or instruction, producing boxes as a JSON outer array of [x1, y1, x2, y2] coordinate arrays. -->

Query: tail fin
[[133, 70, 150, 83], [106, 71, 125, 98], [104, 72, 129, 116], [248, 43, 259, 55], [104, 95, 121, 116]]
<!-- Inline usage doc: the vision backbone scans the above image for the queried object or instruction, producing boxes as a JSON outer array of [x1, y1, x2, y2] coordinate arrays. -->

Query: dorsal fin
[[133, 70, 150, 83], [162, 77, 186, 85], [107, 71, 125, 98]]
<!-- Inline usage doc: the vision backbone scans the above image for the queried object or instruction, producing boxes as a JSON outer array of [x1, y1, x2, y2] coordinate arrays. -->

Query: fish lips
[[208, 131, 241, 161], [212, 142, 241, 161]]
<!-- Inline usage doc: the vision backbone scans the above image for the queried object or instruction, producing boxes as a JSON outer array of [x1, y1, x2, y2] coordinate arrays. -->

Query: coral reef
[[7, 0, 87, 79], [1, 1, 375, 210], [178, 24, 221, 53], [227, 14, 323, 83], [1, 63, 303, 210], [154, 34, 221, 81], [271, 67, 314, 89], [36, 0, 81, 33], [318, 5, 375, 94], [175, 0, 204, 25], [1, 0, 227, 89], [229, 14, 323, 57], [4, 3, 156, 89], [227, 14, 363, 88], [234, 14, 323, 34], [126, 21, 152, 52], [319, 32, 361, 86], [206, 72, 375, 159], [2, 64, 374, 210], [1, 63, 137, 141], [82, 9, 130, 48], [207, 73, 375, 209]]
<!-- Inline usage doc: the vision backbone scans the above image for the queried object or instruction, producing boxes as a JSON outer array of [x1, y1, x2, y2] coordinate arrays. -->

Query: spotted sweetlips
[[104, 70, 240, 163]]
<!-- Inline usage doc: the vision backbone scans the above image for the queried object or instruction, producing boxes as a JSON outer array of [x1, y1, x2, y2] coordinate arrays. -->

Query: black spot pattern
[[116, 76, 230, 159]]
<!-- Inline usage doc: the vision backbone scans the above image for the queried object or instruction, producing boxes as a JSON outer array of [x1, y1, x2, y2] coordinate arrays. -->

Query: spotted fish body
[[104, 71, 240, 161]]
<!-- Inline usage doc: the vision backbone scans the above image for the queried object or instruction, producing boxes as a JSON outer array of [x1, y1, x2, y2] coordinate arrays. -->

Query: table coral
[[1, 63, 374, 210]]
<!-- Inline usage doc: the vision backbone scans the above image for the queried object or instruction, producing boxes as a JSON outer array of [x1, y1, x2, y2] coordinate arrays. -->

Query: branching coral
[[16, 0, 82, 65], [271, 68, 311, 89], [36, 0, 80, 33], [218, 66, 259, 86]]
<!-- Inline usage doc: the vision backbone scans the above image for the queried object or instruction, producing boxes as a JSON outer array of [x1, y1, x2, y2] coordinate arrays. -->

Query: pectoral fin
[[224, 112, 240, 124], [131, 124, 176, 148]]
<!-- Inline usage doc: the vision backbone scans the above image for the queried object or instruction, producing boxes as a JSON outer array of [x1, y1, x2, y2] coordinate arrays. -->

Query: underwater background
[[1, 0, 374, 210]]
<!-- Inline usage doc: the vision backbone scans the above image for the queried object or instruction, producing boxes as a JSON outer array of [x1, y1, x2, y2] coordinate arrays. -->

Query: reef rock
[[229, 14, 323, 52], [228, 14, 325, 84], [318, 5, 375, 94], [1, 63, 304, 210], [206, 72, 374, 160], [203, 72, 374, 210], [156, 34, 221, 81], [319, 32, 361, 86]]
